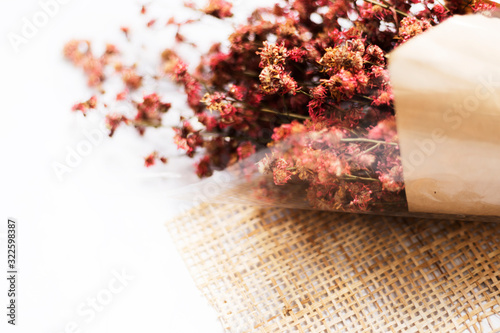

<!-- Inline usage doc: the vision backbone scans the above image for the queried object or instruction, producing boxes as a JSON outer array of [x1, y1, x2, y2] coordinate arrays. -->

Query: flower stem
[[347, 143, 381, 161], [260, 108, 310, 120], [341, 138, 398, 146], [341, 174, 379, 182], [228, 96, 311, 121], [297, 89, 313, 98], [362, 0, 409, 17]]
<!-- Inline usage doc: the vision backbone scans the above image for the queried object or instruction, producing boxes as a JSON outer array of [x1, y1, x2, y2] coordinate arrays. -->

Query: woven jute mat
[[167, 204, 500, 332]]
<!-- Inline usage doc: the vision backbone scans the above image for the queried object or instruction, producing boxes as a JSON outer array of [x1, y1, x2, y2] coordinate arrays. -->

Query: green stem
[[362, 0, 409, 17], [297, 89, 313, 98], [341, 138, 398, 146], [356, 94, 374, 101], [348, 143, 381, 161], [260, 108, 310, 120], [341, 175, 379, 182], [226, 96, 311, 121], [243, 71, 259, 78]]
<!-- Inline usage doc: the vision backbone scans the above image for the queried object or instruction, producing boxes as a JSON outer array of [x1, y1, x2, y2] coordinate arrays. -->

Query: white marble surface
[[0, 0, 270, 332]]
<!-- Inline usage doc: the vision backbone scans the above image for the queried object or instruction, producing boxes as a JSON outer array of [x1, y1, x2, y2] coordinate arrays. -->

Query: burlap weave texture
[[167, 204, 500, 332]]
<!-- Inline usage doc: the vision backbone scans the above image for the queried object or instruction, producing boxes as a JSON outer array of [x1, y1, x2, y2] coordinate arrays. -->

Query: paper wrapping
[[390, 14, 500, 216]]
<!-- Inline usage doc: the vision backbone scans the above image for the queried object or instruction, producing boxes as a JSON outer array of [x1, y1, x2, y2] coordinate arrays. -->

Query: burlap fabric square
[[167, 204, 500, 332]]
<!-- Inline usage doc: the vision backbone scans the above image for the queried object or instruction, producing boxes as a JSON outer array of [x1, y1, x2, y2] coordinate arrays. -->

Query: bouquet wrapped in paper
[[208, 13, 500, 221], [64, 0, 500, 220]]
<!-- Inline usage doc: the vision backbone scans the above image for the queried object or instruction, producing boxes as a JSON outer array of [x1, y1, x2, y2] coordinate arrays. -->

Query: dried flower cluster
[[64, 0, 495, 213]]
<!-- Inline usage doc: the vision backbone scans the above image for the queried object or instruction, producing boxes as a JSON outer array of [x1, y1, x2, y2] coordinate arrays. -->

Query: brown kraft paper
[[389, 13, 500, 216]]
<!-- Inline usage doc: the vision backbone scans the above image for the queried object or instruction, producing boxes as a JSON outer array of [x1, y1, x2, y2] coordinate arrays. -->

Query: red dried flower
[[288, 47, 307, 62], [322, 70, 357, 102], [121, 68, 143, 90], [319, 43, 364, 74], [195, 156, 213, 177], [271, 121, 307, 142], [364, 45, 385, 66], [273, 158, 293, 185], [116, 89, 128, 101], [197, 114, 218, 131], [378, 165, 404, 192], [472, 1, 497, 12], [367, 116, 397, 141], [135, 93, 171, 128], [237, 141, 256, 160], [71, 95, 97, 116], [257, 42, 289, 68], [172, 61, 202, 112], [144, 151, 168, 167], [203, 0, 233, 19], [120, 27, 130, 39], [399, 17, 431, 43], [144, 152, 157, 167], [259, 65, 297, 95], [105, 114, 129, 137], [173, 121, 203, 157]]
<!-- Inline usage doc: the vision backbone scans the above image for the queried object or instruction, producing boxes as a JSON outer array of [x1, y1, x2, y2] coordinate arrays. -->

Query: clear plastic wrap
[[176, 13, 500, 222]]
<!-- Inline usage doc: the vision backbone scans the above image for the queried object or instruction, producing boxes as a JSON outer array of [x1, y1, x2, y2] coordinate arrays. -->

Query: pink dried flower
[[203, 0, 233, 19], [116, 89, 128, 101], [197, 114, 218, 131], [259, 65, 297, 95], [105, 114, 129, 137], [201, 92, 227, 112], [472, 1, 497, 12], [364, 45, 385, 66], [104, 44, 119, 55], [367, 116, 397, 141], [399, 17, 431, 43], [237, 141, 256, 160], [257, 155, 272, 174], [144, 152, 156, 167], [271, 121, 307, 142], [228, 84, 246, 100], [63, 40, 91, 65], [147, 19, 156, 28], [63, 40, 107, 87], [372, 89, 393, 106], [322, 69, 357, 102], [379, 165, 404, 192], [173, 121, 203, 157], [319, 43, 364, 74], [121, 68, 143, 90], [432, 4, 447, 22], [307, 85, 328, 118], [120, 27, 130, 39], [71, 96, 97, 116], [135, 93, 171, 128], [273, 158, 293, 185], [257, 42, 288, 68], [144, 151, 168, 167], [195, 156, 213, 178], [172, 61, 202, 112], [288, 47, 307, 62]]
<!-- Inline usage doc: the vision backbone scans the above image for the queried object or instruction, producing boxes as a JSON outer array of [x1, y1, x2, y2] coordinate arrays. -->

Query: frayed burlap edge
[[167, 203, 500, 332]]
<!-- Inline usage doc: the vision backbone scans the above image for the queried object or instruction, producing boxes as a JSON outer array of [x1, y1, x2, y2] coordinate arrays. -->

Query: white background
[[0, 0, 270, 332]]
